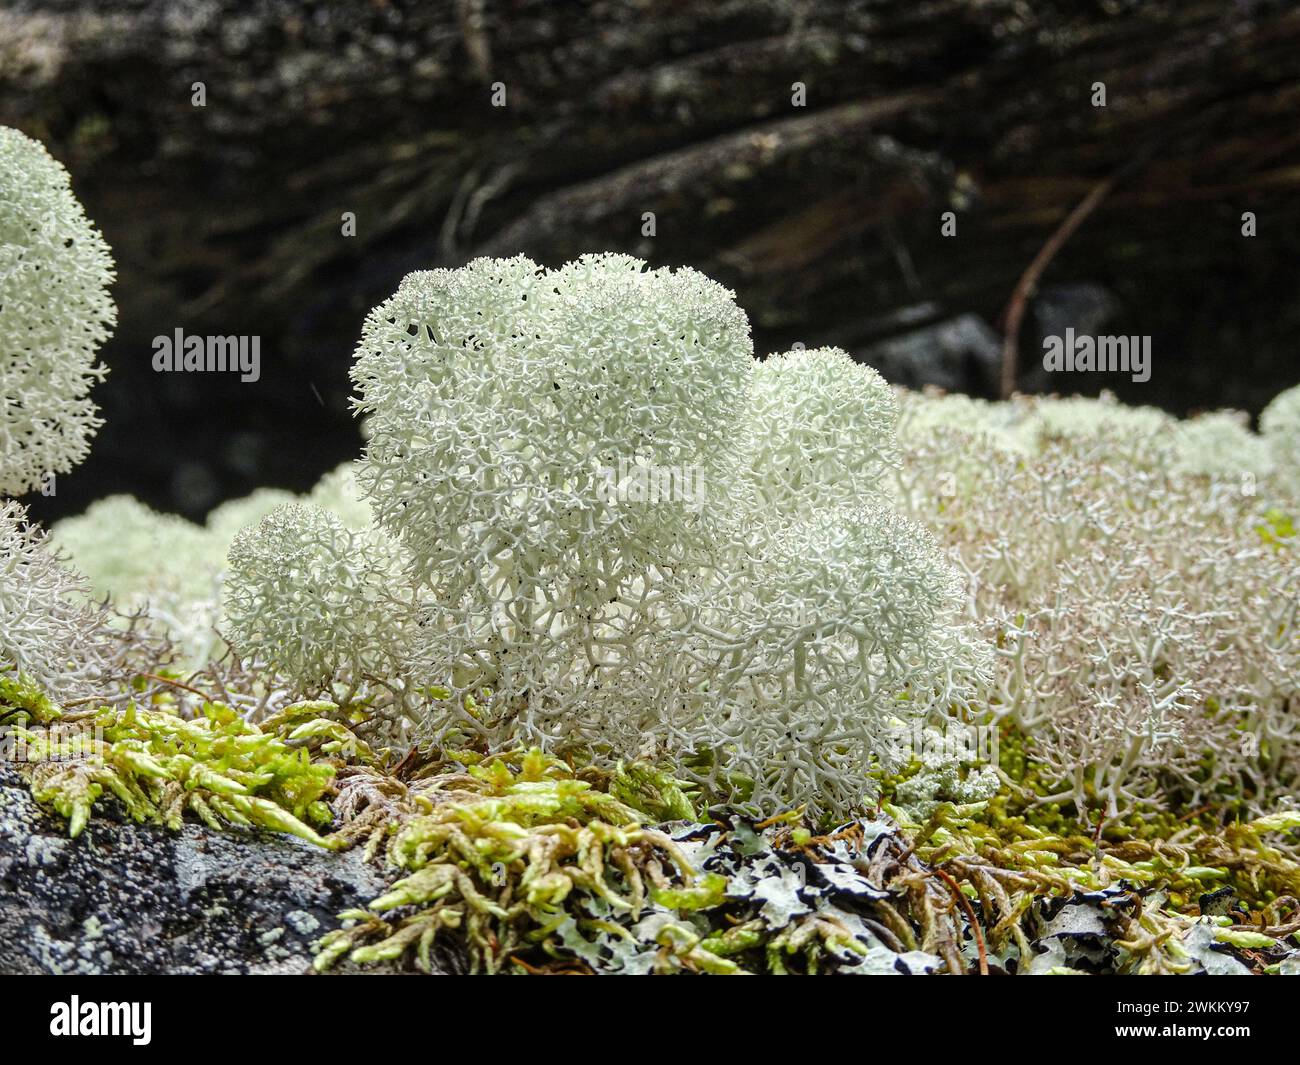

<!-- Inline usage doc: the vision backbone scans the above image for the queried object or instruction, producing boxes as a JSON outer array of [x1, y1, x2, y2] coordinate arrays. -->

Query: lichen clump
[[896, 387, 1300, 822], [224, 255, 985, 822], [0, 500, 118, 703], [0, 125, 115, 497]]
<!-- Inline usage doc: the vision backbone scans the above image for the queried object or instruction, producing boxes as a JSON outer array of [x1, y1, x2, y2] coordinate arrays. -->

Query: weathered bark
[[3, 0, 1298, 520]]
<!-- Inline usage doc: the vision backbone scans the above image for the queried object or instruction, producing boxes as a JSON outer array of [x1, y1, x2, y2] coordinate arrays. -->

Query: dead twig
[[998, 172, 1120, 399], [136, 671, 212, 701], [933, 866, 989, 975], [998, 136, 1170, 399]]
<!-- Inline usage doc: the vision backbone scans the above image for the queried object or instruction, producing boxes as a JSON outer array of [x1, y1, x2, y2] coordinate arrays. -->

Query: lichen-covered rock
[[0, 762, 456, 974]]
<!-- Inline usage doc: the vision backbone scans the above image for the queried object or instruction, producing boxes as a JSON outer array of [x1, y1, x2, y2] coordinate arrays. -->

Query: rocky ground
[[0, 762, 449, 974], [5, 756, 1296, 977]]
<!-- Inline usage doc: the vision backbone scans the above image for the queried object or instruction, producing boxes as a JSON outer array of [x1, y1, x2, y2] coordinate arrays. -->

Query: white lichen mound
[[669, 346, 989, 813], [52, 494, 218, 604], [735, 347, 899, 515], [224, 503, 413, 691], [1262, 383, 1300, 496], [205, 487, 299, 546], [676, 504, 986, 815], [351, 254, 752, 591], [1171, 410, 1273, 481], [305, 462, 374, 532], [0, 125, 115, 496], [316, 256, 985, 818], [52, 463, 385, 672], [50, 495, 226, 666], [347, 255, 760, 746], [39, 227, 1298, 827]]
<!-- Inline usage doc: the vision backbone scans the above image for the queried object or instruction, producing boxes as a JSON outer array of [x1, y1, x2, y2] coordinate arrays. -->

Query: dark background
[[4, 0, 1298, 524]]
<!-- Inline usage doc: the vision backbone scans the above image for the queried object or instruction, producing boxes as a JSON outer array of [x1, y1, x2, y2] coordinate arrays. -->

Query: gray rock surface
[[0, 762, 428, 974]]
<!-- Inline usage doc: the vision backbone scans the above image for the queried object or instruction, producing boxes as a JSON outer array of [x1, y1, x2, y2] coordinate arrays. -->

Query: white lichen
[[223, 503, 414, 692], [338, 258, 985, 818], [1261, 383, 1300, 496], [0, 500, 115, 702], [0, 125, 115, 496], [897, 385, 1300, 819]]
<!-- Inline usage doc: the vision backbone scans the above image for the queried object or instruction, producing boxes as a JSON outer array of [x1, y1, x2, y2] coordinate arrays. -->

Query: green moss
[[1256, 507, 1296, 547], [13, 687, 341, 847], [650, 873, 728, 911], [610, 761, 698, 821], [11, 668, 1299, 975], [0, 669, 62, 725], [312, 749, 706, 973]]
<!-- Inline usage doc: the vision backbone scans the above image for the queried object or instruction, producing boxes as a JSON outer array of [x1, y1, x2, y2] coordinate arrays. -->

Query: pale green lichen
[[0, 125, 115, 496]]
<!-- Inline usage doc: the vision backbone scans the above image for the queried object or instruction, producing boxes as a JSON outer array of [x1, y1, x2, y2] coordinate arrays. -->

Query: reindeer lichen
[[0, 125, 115, 497]]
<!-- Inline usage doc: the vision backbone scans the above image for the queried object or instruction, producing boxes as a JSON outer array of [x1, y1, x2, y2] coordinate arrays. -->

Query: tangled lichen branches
[[733, 346, 900, 516], [224, 503, 417, 695], [896, 390, 1300, 822], [0, 500, 125, 703], [50, 494, 228, 667], [351, 255, 752, 592], [49, 469, 380, 674], [673, 505, 988, 821]]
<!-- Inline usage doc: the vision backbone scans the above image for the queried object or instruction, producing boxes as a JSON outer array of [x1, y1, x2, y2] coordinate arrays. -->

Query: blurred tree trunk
[[3, 0, 1298, 517]]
